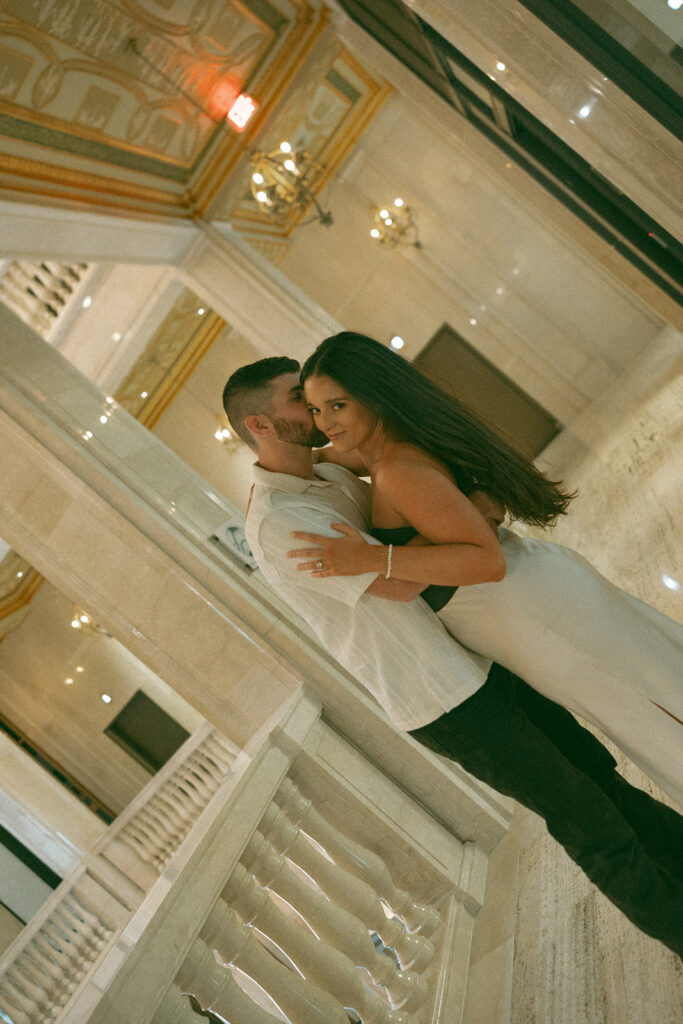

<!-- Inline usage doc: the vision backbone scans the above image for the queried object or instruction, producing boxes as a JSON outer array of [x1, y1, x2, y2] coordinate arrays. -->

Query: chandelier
[[370, 198, 421, 248], [250, 142, 333, 227]]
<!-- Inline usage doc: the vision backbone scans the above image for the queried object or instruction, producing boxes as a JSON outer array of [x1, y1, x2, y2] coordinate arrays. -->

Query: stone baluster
[[0, 890, 113, 1023], [170, 940, 283, 1024], [112, 732, 234, 873], [0, 267, 53, 334], [4, 965, 52, 1021], [118, 817, 169, 869], [197, 907, 350, 1024], [218, 866, 413, 1023], [0, 977, 36, 1023], [260, 804, 435, 973], [275, 779, 440, 936], [203, 733, 237, 773], [242, 831, 424, 1010]]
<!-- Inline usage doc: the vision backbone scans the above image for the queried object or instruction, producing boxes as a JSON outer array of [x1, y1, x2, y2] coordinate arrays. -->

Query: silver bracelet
[[385, 543, 393, 579]]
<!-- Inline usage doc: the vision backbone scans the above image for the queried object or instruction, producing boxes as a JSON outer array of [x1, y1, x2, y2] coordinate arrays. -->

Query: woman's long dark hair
[[301, 332, 575, 526]]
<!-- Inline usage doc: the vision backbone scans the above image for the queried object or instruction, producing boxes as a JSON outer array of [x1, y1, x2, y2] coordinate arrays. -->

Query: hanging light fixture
[[249, 141, 333, 226], [370, 198, 421, 248], [214, 418, 243, 453]]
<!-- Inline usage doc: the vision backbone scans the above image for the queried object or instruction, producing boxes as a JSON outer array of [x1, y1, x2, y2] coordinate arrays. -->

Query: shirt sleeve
[[255, 505, 380, 608]]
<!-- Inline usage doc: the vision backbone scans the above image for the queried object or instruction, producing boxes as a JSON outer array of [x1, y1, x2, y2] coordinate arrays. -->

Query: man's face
[[268, 373, 328, 447]]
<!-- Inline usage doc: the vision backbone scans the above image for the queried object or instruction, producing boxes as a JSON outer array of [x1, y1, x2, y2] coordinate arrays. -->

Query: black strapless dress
[[370, 525, 457, 612]]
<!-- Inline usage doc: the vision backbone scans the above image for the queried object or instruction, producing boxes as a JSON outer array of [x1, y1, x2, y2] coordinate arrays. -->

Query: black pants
[[409, 663, 683, 956]]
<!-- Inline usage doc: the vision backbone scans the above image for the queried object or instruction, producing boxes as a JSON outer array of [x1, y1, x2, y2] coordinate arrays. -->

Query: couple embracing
[[222, 331, 683, 956]]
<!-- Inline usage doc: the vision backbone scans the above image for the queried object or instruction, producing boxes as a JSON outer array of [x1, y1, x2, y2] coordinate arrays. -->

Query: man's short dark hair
[[222, 356, 300, 448]]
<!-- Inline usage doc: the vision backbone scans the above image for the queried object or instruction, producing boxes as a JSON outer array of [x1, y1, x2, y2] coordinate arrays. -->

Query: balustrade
[[0, 261, 89, 340], [274, 778, 441, 935], [0, 880, 120, 1024], [0, 695, 490, 1024], [257, 802, 436, 974], [110, 729, 236, 873]]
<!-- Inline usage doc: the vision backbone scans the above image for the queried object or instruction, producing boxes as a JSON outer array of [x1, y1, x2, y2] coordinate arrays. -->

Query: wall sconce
[[370, 198, 421, 248], [70, 607, 109, 637], [214, 419, 243, 453]]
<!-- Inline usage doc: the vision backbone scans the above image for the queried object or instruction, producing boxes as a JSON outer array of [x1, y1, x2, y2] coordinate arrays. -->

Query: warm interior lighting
[[371, 201, 421, 248], [390, 336, 405, 350]]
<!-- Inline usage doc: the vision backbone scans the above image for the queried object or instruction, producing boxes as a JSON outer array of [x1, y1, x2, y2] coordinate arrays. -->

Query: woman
[[289, 332, 683, 806]]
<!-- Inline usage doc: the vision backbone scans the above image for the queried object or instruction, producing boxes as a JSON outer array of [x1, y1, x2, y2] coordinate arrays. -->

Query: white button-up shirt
[[246, 462, 490, 731]]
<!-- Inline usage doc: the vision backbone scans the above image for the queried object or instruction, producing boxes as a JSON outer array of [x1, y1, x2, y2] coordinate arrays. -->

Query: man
[[223, 356, 683, 956]]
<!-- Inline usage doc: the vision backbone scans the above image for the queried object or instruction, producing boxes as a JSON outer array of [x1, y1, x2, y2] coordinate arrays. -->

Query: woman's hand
[[287, 523, 384, 577]]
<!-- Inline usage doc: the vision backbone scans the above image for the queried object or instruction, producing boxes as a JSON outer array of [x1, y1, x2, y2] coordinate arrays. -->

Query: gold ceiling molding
[[0, 151, 187, 218], [0, 0, 331, 219], [114, 286, 225, 429]]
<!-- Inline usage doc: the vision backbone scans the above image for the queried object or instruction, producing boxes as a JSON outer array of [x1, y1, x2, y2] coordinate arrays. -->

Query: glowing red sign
[[227, 94, 258, 131]]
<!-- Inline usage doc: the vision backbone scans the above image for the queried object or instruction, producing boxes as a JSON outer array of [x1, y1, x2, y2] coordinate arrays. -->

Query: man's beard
[[272, 417, 328, 448]]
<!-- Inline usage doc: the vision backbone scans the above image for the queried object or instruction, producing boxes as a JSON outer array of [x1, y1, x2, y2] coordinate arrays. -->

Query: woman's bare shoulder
[[375, 444, 453, 486]]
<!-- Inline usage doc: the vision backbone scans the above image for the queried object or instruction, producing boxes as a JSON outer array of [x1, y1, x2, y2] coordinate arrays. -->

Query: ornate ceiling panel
[[0, 0, 329, 216]]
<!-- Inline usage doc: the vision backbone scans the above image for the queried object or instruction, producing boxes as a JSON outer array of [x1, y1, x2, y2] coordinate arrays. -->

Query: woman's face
[[304, 374, 379, 452]]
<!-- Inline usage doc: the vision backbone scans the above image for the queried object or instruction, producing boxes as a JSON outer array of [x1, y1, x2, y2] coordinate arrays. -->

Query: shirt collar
[[251, 461, 339, 494]]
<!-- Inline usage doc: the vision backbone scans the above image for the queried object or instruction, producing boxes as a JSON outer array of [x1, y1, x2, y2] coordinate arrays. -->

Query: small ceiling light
[[280, 141, 292, 153], [16, 571, 23, 579], [71, 618, 81, 629], [496, 61, 506, 71], [667, 0, 682, 9], [65, 677, 74, 685], [578, 104, 592, 118], [112, 331, 122, 341], [105, 396, 114, 404], [379, 209, 389, 219], [469, 317, 478, 326], [76, 665, 84, 672], [99, 415, 107, 424], [495, 286, 504, 295], [390, 336, 405, 350], [140, 391, 148, 399], [283, 159, 297, 173], [256, 189, 269, 203], [101, 693, 112, 704], [252, 172, 264, 185], [82, 295, 92, 308], [662, 574, 680, 591], [385, 218, 393, 226], [84, 430, 93, 439], [197, 307, 205, 315], [394, 197, 404, 207], [79, 614, 90, 624], [370, 228, 381, 238]]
